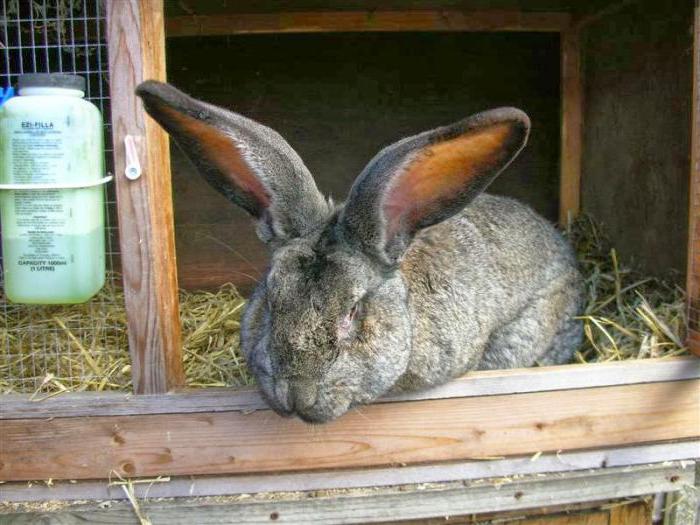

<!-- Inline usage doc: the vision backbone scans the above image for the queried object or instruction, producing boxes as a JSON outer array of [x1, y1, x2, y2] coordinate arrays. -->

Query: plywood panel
[[580, 0, 692, 278]]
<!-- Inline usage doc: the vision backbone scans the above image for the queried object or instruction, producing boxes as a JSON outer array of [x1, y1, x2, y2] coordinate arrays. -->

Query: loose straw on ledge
[[0, 216, 688, 394]]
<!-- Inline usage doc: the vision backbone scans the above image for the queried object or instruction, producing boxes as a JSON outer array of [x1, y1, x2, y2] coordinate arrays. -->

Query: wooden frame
[[107, 0, 184, 394], [112, 6, 589, 395], [559, 26, 583, 226], [1, 4, 698, 520]]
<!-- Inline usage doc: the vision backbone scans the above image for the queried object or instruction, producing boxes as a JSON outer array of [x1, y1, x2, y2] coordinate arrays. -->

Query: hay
[[0, 216, 688, 394], [566, 215, 688, 362], [0, 283, 252, 394]]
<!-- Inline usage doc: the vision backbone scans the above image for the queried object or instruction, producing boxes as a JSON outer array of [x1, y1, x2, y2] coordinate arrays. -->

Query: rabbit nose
[[289, 380, 318, 412]]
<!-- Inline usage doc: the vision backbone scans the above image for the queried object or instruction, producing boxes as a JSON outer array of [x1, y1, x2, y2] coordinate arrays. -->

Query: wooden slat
[[688, 5, 700, 357], [2, 441, 696, 503], [559, 25, 583, 226], [107, 0, 185, 393], [1, 380, 697, 481], [165, 10, 571, 37], [2, 358, 698, 420], [0, 463, 692, 525]]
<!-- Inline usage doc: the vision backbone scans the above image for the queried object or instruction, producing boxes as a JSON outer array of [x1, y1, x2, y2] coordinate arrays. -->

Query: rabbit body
[[136, 80, 583, 423], [240, 192, 582, 421], [397, 193, 582, 391]]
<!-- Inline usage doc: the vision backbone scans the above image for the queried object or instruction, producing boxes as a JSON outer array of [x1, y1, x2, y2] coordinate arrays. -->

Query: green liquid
[[2, 228, 105, 304]]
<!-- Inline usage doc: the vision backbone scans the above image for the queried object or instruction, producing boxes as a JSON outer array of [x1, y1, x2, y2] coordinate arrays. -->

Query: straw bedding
[[0, 217, 688, 395]]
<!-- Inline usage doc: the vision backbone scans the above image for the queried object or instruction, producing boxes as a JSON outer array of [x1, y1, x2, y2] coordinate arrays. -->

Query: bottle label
[[6, 118, 70, 271]]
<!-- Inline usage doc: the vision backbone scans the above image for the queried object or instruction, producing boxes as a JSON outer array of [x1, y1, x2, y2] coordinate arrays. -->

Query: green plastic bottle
[[0, 73, 107, 304]]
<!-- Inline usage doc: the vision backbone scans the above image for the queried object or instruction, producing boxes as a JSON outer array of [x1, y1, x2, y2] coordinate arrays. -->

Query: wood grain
[[107, 0, 185, 392], [609, 498, 652, 525], [165, 11, 571, 37], [688, 5, 700, 357], [1, 380, 697, 481], [2, 357, 698, 420], [2, 442, 696, 503], [0, 463, 691, 525], [518, 511, 609, 525], [559, 26, 583, 226]]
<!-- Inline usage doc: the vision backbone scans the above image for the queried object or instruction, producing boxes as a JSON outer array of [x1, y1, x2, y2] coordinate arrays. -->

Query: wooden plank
[[688, 5, 700, 357], [559, 25, 583, 226], [2, 357, 698, 420], [0, 463, 692, 525], [1, 380, 698, 481], [380, 503, 616, 525], [165, 11, 572, 37], [107, 0, 185, 393], [2, 441, 696, 503], [516, 502, 652, 525]]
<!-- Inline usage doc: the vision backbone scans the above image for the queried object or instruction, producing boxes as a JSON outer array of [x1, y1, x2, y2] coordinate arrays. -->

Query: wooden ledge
[[1, 378, 698, 481]]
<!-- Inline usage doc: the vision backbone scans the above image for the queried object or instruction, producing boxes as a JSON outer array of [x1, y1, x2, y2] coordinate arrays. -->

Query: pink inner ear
[[382, 122, 514, 238], [157, 104, 271, 211]]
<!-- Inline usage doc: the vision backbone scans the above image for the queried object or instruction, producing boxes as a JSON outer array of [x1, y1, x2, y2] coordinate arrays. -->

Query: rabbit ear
[[136, 81, 329, 244], [340, 108, 530, 264]]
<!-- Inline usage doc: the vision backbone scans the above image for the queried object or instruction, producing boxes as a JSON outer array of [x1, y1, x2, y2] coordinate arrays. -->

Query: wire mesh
[[0, 0, 129, 393]]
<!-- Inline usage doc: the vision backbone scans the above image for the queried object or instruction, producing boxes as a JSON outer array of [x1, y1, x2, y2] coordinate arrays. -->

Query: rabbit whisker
[[204, 234, 263, 279], [351, 406, 371, 422]]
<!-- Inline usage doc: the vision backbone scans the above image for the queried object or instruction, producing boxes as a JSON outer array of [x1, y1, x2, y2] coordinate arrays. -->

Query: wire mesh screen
[[0, 0, 131, 393]]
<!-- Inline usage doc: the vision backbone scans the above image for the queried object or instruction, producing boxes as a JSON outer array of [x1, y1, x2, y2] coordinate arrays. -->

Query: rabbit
[[136, 81, 584, 424]]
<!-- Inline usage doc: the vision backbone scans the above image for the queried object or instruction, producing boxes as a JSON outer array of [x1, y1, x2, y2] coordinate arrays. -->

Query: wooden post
[[559, 26, 583, 226], [687, 4, 700, 357], [107, 0, 185, 393]]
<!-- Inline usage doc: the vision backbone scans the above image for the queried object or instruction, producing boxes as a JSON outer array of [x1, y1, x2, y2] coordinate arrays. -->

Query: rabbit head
[[136, 81, 529, 422]]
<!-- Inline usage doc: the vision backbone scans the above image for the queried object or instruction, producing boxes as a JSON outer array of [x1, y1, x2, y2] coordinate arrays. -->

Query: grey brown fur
[[137, 81, 583, 423]]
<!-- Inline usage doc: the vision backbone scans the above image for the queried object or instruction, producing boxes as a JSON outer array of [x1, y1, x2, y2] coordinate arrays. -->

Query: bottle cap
[[17, 73, 86, 92]]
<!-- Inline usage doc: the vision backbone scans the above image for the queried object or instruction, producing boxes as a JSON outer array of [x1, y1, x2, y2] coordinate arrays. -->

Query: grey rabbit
[[136, 81, 584, 423]]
